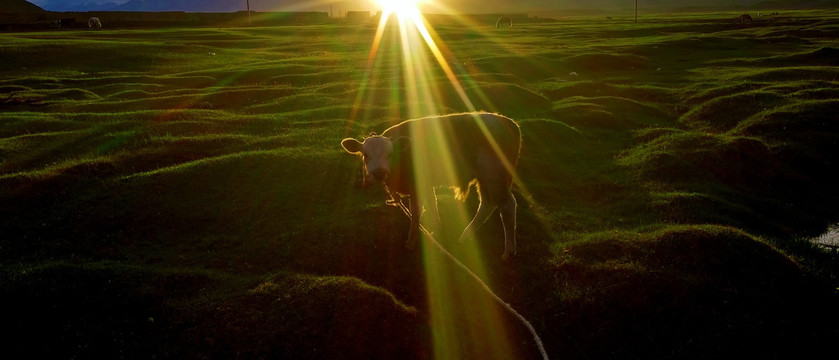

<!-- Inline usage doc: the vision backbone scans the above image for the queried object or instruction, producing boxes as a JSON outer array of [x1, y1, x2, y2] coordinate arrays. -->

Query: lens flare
[[349, 3, 540, 359]]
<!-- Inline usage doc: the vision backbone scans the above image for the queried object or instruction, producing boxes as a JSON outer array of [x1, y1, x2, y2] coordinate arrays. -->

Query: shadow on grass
[[545, 225, 839, 360]]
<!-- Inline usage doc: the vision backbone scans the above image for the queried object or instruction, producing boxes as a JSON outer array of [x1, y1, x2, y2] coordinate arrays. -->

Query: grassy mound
[[558, 53, 652, 72], [2, 264, 421, 359], [2, 12, 839, 360], [679, 91, 789, 132], [623, 97, 839, 235], [537, 80, 675, 103], [739, 66, 839, 82], [617, 130, 799, 233], [620, 131, 774, 186], [734, 99, 839, 146], [2, 263, 216, 359], [547, 225, 836, 360], [471, 55, 563, 82], [473, 82, 553, 115], [181, 273, 422, 359], [551, 96, 669, 129], [726, 46, 839, 67], [733, 100, 839, 231]]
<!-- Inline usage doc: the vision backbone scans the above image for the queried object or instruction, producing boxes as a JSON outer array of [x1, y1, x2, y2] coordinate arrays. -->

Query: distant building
[[346, 11, 372, 23]]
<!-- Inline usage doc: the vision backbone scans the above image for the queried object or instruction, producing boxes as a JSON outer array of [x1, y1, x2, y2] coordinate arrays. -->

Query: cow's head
[[341, 133, 409, 184]]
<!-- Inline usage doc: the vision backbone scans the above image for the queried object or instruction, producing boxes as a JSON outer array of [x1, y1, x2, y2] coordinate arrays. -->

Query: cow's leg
[[457, 196, 497, 244], [458, 154, 502, 243], [422, 189, 442, 235], [406, 196, 422, 250], [499, 190, 517, 262]]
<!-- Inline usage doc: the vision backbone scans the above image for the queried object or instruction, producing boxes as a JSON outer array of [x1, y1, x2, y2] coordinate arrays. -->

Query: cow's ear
[[392, 136, 411, 152], [341, 138, 363, 154]]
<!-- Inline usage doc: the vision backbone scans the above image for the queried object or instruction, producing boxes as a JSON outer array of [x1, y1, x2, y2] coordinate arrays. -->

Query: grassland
[[2, 10, 839, 359]]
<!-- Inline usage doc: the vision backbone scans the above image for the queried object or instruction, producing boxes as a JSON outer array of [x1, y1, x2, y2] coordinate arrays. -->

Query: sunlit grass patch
[[680, 90, 789, 132], [122, 148, 326, 179], [720, 46, 839, 67], [619, 130, 774, 185], [738, 65, 839, 82], [551, 95, 670, 129], [536, 80, 676, 103]]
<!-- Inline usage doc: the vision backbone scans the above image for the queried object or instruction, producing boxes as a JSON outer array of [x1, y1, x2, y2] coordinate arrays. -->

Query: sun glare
[[349, 2, 540, 359], [375, 0, 423, 18]]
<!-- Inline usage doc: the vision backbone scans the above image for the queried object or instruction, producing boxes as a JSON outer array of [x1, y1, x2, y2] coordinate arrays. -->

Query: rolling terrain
[[1, 10, 838, 359]]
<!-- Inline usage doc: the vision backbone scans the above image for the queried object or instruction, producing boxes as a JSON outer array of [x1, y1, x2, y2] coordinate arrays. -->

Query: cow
[[496, 16, 512, 28], [341, 112, 522, 261], [88, 17, 102, 29], [58, 18, 76, 29], [739, 14, 753, 25]]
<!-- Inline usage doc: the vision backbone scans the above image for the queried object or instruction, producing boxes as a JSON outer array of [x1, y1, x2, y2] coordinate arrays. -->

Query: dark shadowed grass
[[2, 262, 423, 359], [2, 10, 839, 360], [544, 225, 836, 359]]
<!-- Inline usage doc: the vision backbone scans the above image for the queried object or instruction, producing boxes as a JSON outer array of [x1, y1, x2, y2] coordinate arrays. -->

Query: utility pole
[[634, 0, 638, 23], [247, 0, 251, 25]]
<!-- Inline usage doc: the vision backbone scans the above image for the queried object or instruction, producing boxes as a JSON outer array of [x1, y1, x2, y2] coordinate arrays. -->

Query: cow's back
[[382, 112, 520, 191]]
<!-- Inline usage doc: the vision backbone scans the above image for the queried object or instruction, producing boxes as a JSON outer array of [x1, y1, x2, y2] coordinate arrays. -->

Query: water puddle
[[813, 224, 839, 250]]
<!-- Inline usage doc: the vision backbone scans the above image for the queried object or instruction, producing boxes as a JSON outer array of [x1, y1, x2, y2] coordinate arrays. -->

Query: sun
[[374, 0, 423, 19]]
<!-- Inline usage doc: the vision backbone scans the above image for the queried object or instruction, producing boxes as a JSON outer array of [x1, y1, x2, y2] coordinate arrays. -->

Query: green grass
[[2, 10, 839, 359]]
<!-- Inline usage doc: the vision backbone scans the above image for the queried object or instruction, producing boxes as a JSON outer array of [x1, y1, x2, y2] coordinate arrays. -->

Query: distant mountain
[[18, 0, 839, 13], [110, 0, 367, 13], [0, 0, 45, 12], [112, 0, 242, 12], [28, 0, 126, 11], [500, 0, 838, 12], [753, 0, 839, 9]]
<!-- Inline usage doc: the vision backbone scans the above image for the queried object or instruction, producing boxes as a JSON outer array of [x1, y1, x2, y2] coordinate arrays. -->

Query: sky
[[26, 0, 822, 13]]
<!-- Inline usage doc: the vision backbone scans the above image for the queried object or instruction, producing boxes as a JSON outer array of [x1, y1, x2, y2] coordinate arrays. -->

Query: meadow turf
[[2, 10, 839, 359]]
